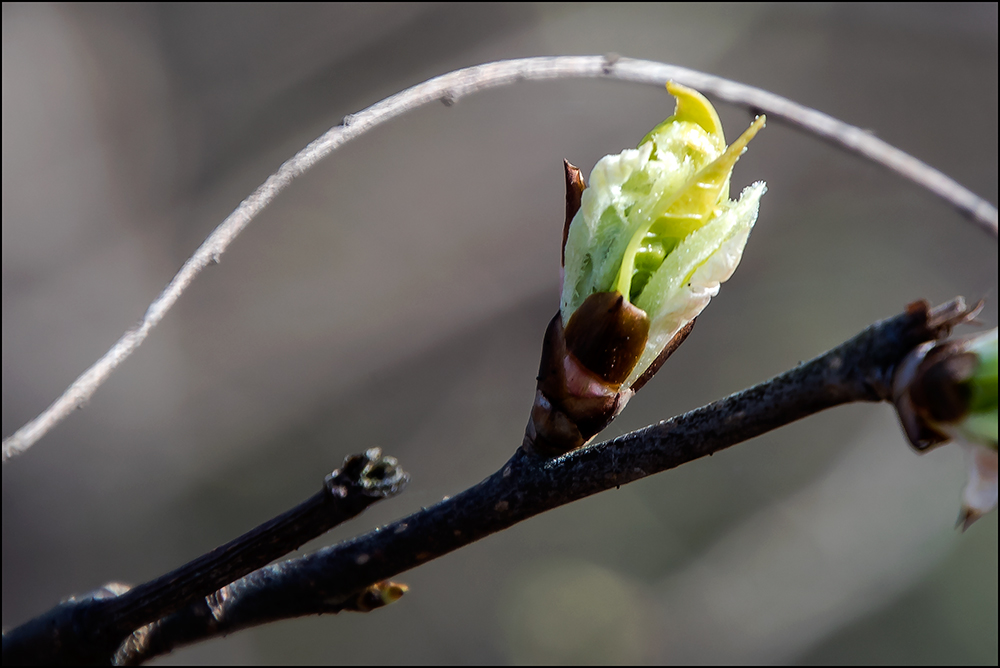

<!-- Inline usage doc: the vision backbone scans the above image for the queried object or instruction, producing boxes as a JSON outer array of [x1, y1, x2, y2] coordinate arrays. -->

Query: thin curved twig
[[3, 55, 996, 462]]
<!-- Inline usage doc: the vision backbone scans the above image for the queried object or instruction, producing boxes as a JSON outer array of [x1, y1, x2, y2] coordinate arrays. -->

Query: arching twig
[[3, 55, 996, 462]]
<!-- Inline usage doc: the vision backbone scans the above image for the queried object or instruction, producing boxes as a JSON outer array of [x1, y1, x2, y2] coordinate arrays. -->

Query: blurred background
[[3, 3, 997, 664]]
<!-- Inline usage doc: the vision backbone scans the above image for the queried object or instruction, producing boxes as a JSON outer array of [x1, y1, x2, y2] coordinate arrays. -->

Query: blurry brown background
[[3, 3, 997, 664]]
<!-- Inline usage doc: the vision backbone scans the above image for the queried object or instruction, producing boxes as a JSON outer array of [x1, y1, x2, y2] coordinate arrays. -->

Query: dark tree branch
[[1, 449, 408, 665], [104, 298, 974, 666], [113, 580, 409, 666]]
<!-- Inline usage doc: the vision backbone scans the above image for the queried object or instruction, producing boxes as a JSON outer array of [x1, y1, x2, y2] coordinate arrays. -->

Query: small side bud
[[347, 580, 409, 612], [894, 327, 998, 527]]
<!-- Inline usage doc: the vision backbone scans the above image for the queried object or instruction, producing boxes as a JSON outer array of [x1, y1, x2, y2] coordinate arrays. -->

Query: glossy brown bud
[[524, 291, 650, 458], [564, 291, 650, 385]]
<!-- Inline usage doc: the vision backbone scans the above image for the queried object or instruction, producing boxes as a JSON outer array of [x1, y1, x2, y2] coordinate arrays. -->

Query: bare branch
[[4, 56, 996, 462], [4, 298, 967, 665], [113, 580, 409, 666], [0, 450, 408, 665]]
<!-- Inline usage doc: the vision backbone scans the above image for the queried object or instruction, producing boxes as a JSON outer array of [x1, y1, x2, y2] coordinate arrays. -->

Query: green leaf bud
[[525, 83, 766, 458], [561, 82, 765, 389]]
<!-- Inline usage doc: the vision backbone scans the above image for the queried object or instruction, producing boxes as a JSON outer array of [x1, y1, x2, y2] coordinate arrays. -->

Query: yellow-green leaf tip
[[561, 82, 766, 388]]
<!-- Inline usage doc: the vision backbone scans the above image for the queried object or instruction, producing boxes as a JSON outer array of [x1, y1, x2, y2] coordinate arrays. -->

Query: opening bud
[[894, 327, 998, 528], [525, 82, 766, 457]]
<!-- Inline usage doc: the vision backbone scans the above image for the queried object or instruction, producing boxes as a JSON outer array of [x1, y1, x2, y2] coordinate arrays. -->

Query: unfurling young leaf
[[525, 82, 766, 458]]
